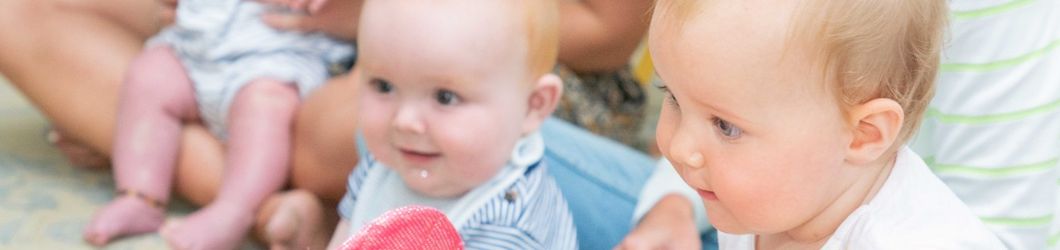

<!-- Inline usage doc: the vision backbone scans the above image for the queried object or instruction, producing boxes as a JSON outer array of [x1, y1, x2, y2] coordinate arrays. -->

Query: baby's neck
[[756, 152, 899, 249]]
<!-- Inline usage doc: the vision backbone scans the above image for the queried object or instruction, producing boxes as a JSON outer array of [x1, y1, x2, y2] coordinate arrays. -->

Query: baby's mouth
[[399, 148, 441, 164], [696, 188, 719, 201]]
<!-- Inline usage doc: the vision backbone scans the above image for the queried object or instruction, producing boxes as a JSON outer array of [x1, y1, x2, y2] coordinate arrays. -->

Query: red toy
[[341, 205, 463, 250]]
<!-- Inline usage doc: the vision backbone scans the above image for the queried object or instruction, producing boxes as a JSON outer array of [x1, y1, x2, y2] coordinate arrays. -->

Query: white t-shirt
[[910, 1, 1060, 248], [719, 147, 1004, 249]]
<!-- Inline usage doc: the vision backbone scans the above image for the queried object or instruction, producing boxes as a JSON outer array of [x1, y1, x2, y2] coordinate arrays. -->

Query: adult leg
[[162, 79, 300, 250], [290, 73, 361, 204], [0, 0, 228, 206], [0, 0, 156, 155], [84, 45, 200, 246]]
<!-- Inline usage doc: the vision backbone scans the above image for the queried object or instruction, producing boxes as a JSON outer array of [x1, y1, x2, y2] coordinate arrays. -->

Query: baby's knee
[[234, 80, 302, 112]]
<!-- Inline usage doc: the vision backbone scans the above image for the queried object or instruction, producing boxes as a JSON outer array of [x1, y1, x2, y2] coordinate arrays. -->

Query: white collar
[[351, 132, 545, 231]]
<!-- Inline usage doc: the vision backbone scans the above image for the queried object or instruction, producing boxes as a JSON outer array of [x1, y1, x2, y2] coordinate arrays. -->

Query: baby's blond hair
[[659, 0, 947, 145], [795, 0, 947, 145]]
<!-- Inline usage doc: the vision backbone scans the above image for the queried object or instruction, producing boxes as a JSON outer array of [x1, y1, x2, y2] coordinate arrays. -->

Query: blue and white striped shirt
[[339, 134, 578, 249]]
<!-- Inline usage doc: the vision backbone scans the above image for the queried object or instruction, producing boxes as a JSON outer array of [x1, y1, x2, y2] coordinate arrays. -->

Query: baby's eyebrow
[[692, 95, 750, 125]]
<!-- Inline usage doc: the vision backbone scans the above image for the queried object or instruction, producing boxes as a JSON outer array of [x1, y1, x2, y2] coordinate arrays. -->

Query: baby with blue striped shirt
[[83, 0, 352, 249], [325, 0, 577, 249]]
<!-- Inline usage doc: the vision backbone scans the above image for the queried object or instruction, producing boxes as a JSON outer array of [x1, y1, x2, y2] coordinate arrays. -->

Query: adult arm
[[558, 0, 653, 72]]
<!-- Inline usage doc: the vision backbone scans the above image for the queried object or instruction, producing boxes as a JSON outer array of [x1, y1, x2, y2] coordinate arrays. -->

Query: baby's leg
[[84, 45, 199, 246], [162, 79, 300, 250]]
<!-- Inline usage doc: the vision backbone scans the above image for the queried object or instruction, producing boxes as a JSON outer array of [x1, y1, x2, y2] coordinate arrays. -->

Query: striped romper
[[146, 0, 353, 138]]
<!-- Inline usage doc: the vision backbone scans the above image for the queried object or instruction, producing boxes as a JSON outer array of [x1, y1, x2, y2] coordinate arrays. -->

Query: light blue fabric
[[539, 118, 654, 249]]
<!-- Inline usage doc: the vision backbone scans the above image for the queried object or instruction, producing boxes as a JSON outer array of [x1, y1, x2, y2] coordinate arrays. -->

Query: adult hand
[[264, 0, 328, 14], [614, 194, 702, 250], [159, 0, 178, 26], [257, 0, 362, 41]]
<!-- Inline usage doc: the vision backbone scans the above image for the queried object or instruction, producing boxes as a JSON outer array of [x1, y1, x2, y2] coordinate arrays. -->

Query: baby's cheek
[[460, 163, 501, 185]]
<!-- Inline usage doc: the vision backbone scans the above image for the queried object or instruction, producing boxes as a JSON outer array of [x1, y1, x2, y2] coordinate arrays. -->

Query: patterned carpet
[[0, 76, 258, 249]]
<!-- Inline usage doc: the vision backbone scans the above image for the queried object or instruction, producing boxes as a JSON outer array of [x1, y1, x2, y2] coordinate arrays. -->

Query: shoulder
[[841, 223, 1004, 250], [462, 163, 578, 249], [833, 148, 1004, 249], [838, 199, 1003, 249]]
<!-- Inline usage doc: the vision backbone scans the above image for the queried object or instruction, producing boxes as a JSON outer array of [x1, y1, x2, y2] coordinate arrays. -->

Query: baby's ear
[[845, 98, 904, 165], [522, 73, 563, 134]]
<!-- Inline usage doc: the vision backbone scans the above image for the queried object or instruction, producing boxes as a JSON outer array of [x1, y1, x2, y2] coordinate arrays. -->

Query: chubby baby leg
[[162, 79, 300, 250], [84, 45, 199, 246]]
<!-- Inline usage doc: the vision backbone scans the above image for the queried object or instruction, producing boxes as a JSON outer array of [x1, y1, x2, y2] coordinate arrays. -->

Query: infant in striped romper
[[83, 0, 352, 249]]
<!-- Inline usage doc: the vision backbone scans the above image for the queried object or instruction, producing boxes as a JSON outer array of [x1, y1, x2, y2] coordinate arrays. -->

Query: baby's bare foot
[[83, 195, 166, 246], [263, 190, 329, 250], [161, 203, 255, 250]]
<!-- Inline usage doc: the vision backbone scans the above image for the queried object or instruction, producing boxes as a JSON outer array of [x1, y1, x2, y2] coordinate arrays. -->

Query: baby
[[648, 0, 1004, 248], [326, 0, 576, 248], [82, 0, 351, 249]]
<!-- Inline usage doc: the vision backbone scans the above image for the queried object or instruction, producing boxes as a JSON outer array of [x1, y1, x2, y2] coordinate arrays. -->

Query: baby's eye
[[370, 78, 393, 94], [713, 117, 742, 139], [435, 89, 460, 105]]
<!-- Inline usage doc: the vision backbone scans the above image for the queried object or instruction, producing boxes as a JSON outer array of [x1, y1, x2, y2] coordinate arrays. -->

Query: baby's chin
[[710, 218, 751, 235], [710, 212, 796, 236], [706, 206, 756, 234], [400, 173, 474, 199]]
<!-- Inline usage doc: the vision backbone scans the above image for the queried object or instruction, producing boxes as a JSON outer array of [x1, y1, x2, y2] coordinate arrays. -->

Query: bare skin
[[84, 45, 199, 245], [0, 0, 354, 248], [1, 0, 665, 248], [258, 0, 669, 247], [262, 69, 360, 250], [613, 194, 702, 250], [558, 0, 654, 72], [82, 39, 303, 249]]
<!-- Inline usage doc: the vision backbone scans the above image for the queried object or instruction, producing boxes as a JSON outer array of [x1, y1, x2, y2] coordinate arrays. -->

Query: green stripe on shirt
[[940, 39, 1060, 72], [926, 157, 1058, 177], [925, 98, 1060, 124], [980, 214, 1053, 227], [952, 0, 1037, 20]]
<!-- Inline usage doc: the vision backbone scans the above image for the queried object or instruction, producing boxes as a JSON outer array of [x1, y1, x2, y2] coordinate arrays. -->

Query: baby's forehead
[[362, 0, 525, 36], [360, 3, 530, 67]]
